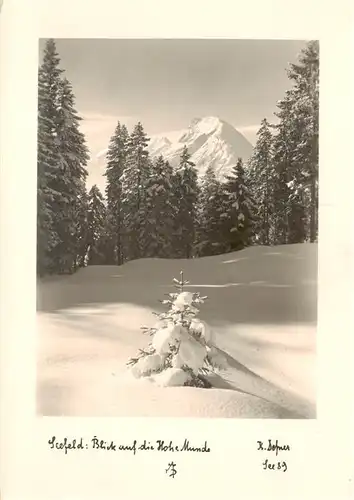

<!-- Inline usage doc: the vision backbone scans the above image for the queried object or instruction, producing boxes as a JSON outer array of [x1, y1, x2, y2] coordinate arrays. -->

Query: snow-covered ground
[[37, 243, 317, 418]]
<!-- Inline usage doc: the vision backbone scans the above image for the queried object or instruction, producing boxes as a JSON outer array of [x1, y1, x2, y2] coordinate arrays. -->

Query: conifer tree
[[272, 89, 303, 245], [222, 158, 254, 251], [248, 118, 275, 245], [37, 39, 90, 275], [104, 122, 129, 264], [172, 146, 199, 258], [87, 185, 106, 265], [127, 272, 224, 387], [269, 41, 319, 244], [120, 122, 151, 260], [37, 39, 64, 275], [143, 156, 175, 258], [287, 40, 319, 242], [195, 165, 226, 256], [50, 77, 89, 273], [37, 104, 59, 275]]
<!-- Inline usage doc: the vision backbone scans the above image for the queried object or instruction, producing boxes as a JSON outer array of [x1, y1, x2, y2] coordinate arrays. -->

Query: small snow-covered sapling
[[127, 271, 222, 387]]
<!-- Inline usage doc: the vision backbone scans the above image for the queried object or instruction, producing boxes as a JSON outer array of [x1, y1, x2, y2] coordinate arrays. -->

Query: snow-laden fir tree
[[37, 39, 90, 275], [37, 39, 64, 275], [87, 185, 106, 265], [269, 41, 319, 245], [195, 165, 226, 257], [120, 122, 151, 261], [172, 146, 199, 258], [127, 272, 224, 387], [50, 76, 89, 273], [247, 118, 275, 245], [104, 122, 130, 264], [222, 158, 255, 251], [287, 40, 319, 242], [272, 89, 304, 245], [143, 156, 175, 258]]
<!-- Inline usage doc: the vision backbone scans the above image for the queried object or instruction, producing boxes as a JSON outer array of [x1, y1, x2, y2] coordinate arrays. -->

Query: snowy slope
[[37, 243, 317, 418], [148, 116, 253, 179]]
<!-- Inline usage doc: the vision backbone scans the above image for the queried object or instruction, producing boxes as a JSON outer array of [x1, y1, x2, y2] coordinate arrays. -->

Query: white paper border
[[0, 1, 353, 499]]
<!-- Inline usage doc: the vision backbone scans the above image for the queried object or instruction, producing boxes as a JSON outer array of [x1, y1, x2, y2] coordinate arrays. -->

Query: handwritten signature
[[257, 439, 290, 472]]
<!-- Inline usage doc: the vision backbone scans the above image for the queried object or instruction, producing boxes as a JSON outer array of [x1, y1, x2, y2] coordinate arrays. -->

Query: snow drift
[[37, 243, 317, 418]]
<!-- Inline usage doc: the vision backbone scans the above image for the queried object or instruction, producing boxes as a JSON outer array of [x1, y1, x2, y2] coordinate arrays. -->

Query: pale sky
[[39, 38, 308, 187]]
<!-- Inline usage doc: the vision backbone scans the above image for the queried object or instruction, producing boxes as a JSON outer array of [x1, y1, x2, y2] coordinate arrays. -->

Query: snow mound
[[130, 353, 164, 378], [153, 368, 190, 387], [152, 323, 181, 355], [174, 291, 194, 307], [191, 318, 214, 344]]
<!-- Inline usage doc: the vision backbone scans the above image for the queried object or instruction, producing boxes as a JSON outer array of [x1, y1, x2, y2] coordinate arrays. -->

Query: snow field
[[37, 243, 317, 418]]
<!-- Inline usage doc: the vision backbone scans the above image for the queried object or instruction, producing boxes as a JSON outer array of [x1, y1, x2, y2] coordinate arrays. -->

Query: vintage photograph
[[36, 39, 318, 418]]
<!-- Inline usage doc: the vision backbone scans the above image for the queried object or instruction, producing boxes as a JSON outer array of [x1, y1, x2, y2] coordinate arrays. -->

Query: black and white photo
[[36, 38, 319, 419]]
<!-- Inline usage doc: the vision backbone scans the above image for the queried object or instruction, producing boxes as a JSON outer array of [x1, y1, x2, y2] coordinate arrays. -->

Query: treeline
[[37, 39, 318, 276]]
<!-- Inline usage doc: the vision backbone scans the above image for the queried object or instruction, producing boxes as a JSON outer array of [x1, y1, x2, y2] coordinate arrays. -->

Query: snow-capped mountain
[[87, 116, 254, 190], [148, 116, 253, 179]]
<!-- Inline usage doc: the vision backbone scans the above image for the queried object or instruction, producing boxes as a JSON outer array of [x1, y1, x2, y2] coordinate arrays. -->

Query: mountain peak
[[148, 116, 253, 180], [179, 116, 223, 144], [189, 116, 223, 134]]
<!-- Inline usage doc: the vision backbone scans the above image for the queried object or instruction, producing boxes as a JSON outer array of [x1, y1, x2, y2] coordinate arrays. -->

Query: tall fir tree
[[37, 39, 64, 275], [172, 146, 199, 258], [272, 89, 304, 245], [222, 158, 254, 251], [87, 185, 106, 265], [287, 40, 319, 242], [271, 42, 319, 245], [248, 118, 275, 245], [120, 122, 151, 261], [37, 39, 90, 275], [50, 77, 89, 273], [104, 122, 129, 264], [195, 165, 226, 256], [143, 156, 175, 258]]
